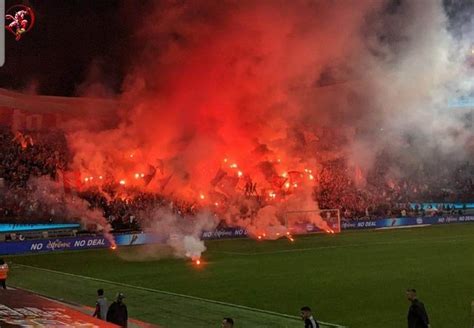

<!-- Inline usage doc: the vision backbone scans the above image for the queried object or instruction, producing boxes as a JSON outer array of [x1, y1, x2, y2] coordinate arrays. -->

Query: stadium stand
[[0, 121, 473, 233]]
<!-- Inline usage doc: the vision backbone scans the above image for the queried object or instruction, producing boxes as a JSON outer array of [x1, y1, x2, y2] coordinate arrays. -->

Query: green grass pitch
[[5, 224, 474, 328]]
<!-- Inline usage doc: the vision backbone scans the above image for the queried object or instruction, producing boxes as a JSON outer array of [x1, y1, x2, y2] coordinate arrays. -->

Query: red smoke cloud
[[65, 0, 471, 247], [70, 0, 378, 195]]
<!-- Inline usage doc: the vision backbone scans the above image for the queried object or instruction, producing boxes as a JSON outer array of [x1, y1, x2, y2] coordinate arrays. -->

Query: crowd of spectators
[[0, 125, 473, 231], [80, 189, 198, 231], [316, 154, 474, 220], [0, 127, 70, 222], [0, 126, 69, 188], [0, 125, 205, 231]]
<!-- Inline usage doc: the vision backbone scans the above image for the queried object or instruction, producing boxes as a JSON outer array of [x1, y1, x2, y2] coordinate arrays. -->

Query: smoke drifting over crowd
[[39, 0, 473, 259], [27, 177, 114, 244]]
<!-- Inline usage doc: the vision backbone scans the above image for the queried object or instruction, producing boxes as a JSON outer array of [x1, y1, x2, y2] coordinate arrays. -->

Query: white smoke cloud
[[27, 176, 115, 244], [144, 208, 216, 259]]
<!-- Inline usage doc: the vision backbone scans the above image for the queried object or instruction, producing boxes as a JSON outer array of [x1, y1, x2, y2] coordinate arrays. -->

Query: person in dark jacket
[[300, 306, 320, 328], [406, 289, 430, 328], [106, 292, 128, 327]]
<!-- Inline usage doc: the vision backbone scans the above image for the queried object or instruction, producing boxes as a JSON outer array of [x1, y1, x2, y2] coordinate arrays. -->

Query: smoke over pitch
[[64, 1, 472, 253]]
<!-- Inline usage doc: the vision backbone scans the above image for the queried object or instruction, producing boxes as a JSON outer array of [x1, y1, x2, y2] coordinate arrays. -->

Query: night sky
[[0, 0, 147, 96], [0, 0, 469, 97]]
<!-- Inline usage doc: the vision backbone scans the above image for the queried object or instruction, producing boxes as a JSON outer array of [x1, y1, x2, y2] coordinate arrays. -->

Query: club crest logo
[[5, 5, 35, 41]]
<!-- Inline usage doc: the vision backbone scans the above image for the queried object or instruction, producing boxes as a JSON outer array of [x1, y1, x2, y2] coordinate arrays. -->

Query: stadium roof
[[0, 88, 119, 117]]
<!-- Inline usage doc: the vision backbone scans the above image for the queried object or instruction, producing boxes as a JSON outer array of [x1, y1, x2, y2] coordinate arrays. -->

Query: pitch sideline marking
[[210, 234, 474, 256], [12, 263, 346, 328]]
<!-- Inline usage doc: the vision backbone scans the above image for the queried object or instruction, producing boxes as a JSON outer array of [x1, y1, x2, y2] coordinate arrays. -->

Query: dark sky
[[0, 0, 468, 97], [0, 0, 139, 96]]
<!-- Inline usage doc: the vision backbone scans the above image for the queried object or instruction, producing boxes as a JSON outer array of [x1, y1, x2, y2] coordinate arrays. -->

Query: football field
[[6, 224, 474, 328]]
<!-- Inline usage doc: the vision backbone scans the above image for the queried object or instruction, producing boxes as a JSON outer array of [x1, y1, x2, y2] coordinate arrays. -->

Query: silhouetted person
[[92, 288, 108, 320], [107, 293, 128, 327], [300, 306, 319, 328], [406, 289, 430, 328]]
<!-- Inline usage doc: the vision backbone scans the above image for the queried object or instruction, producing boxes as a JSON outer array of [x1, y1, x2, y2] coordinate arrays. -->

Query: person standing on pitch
[[0, 258, 9, 289], [92, 288, 108, 320], [300, 306, 320, 328], [107, 292, 128, 327], [406, 289, 430, 328]]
